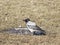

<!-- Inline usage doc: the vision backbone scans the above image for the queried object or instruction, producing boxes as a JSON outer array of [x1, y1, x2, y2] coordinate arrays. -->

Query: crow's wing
[[27, 25, 46, 35]]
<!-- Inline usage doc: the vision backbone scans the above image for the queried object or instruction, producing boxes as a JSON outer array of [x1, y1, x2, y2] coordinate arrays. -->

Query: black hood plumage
[[23, 18, 30, 23]]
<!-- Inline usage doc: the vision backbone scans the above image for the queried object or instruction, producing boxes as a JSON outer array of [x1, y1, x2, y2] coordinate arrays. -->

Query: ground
[[0, 0, 60, 45]]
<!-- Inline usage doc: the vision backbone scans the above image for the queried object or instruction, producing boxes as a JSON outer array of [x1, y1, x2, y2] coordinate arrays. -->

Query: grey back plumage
[[27, 25, 42, 30]]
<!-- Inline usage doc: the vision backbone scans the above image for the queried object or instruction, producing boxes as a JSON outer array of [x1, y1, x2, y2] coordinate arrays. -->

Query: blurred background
[[0, 0, 60, 45]]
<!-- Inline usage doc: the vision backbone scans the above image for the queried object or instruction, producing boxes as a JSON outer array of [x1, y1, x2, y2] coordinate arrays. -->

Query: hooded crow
[[23, 18, 46, 35]]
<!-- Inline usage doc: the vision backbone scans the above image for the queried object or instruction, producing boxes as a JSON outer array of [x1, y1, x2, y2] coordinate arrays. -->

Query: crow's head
[[23, 18, 30, 23]]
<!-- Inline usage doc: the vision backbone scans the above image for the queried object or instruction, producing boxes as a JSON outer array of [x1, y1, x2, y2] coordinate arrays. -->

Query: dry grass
[[0, 0, 60, 45], [0, 33, 60, 45]]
